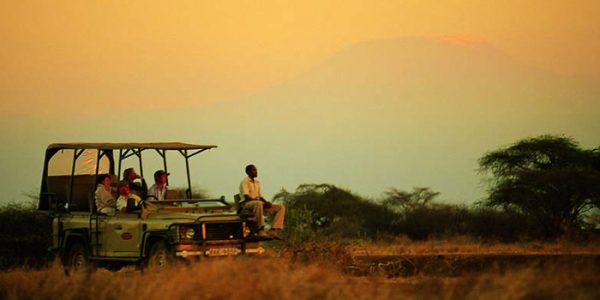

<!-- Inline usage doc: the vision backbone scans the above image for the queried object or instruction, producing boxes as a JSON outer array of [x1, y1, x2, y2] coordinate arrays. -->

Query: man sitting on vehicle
[[121, 167, 148, 199], [239, 164, 285, 240], [147, 170, 169, 201], [116, 181, 141, 212]]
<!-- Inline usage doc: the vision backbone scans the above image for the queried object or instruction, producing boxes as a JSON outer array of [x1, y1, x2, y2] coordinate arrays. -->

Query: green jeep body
[[39, 143, 262, 272]]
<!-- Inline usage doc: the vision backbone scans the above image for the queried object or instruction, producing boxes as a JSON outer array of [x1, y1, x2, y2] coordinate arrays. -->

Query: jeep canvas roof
[[46, 142, 217, 151]]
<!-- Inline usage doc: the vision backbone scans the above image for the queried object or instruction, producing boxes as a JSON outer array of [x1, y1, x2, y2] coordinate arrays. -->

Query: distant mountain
[[239, 37, 597, 125], [2, 37, 599, 204], [193, 38, 600, 201], [184, 37, 600, 201]]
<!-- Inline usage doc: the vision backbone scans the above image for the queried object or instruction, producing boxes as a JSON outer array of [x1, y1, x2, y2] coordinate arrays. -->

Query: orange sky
[[1, 0, 600, 114], [1, 0, 600, 205]]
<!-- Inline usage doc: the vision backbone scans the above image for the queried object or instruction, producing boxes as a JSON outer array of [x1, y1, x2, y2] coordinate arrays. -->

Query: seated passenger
[[95, 174, 116, 214], [121, 168, 148, 199], [239, 164, 285, 240], [116, 181, 141, 212], [147, 170, 169, 201]]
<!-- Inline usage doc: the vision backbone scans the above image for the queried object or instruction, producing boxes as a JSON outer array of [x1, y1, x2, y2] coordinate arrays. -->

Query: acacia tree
[[382, 187, 440, 211], [479, 135, 600, 237]]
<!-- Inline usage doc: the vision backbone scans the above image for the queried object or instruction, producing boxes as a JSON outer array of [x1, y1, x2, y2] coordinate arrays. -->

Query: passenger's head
[[123, 168, 137, 181], [117, 181, 130, 196], [245, 164, 257, 178], [98, 174, 111, 186], [153, 170, 169, 185]]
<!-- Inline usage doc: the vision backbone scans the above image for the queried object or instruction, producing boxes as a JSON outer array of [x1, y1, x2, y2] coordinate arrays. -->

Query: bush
[[464, 207, 544, 242], [274, 184, 398, 240], [276, 184, 554, 242], [394, 204, 468, 240], [397, 205, 545, 241], [0, 203, 53, 269]]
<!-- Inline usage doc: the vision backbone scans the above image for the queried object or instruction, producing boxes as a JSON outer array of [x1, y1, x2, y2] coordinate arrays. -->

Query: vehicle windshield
[[147, 199, 230, 209]]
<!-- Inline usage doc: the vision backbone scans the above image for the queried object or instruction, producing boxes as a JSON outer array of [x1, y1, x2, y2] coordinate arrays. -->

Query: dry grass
[[0, 257, 393, 300], [1, 252, 599, 300], [371, 260, 600, 299], [347, 237, 600, 256]]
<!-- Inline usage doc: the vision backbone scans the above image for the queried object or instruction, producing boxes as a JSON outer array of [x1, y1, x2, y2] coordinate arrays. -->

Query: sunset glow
[[436, 35, 488, 47], [1, 1, 600, 116], [0, 0, 599, 205]]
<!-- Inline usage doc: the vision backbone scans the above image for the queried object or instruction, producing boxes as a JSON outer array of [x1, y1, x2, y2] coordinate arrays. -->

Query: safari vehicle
[[38, 142, 262, 272]]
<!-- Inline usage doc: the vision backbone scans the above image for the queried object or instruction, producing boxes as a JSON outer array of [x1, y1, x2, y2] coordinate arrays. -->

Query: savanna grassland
[[1, 194, 600, 299], [1, 242, 599, 300], [2, 135, 600, 299]]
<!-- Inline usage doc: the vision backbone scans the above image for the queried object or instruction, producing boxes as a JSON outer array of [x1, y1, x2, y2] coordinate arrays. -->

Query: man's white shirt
[[148, 184, 168, 201], [239, 176, 263, 200]]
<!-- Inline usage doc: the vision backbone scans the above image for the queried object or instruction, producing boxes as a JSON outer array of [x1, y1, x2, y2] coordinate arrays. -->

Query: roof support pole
[[117, 149, 123, 181], [154, 149, 169, 185], [184, 150, 192, 199], [92, 150, 102, 213], [162, 150, 168, 186], [94, 150, 101, 182], [68, 149, 85, 206], [68, 149, 77, 206], [137, 149, 144, 178]]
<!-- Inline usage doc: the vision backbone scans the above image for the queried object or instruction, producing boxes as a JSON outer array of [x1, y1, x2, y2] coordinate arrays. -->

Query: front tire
[[146, 241, 174, 270], [64, 242, 91, 275]]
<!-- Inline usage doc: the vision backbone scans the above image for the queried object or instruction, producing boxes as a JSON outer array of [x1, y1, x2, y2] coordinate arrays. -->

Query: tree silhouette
[[479, 135, 600, 236], [273, 184, 397, 239], [382, 187, 440, 211]]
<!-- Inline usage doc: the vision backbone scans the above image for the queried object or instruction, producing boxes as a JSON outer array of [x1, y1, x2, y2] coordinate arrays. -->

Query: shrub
[[464, 207, 544, 242], [0, 203, 53, 269], [394, 204, 468, 240], [274, 184, 399, 240]]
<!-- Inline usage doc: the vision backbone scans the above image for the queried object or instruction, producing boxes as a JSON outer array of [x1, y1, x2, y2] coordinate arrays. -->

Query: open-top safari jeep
[[38, 142, 263, 272]]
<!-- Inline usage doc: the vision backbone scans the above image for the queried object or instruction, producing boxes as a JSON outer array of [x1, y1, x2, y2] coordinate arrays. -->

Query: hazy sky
[[1, 1, 599, 204], [2, 0, 600, 115]]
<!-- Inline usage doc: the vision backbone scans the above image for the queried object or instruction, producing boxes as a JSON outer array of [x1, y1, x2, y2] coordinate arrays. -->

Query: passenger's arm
[[240, 179, 253, 202], [257, 184, 267, 203]]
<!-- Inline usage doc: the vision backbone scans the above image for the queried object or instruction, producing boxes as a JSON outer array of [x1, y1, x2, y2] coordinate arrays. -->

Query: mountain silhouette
[[2, 37, 598, 203], [185, 37, 600, 201]]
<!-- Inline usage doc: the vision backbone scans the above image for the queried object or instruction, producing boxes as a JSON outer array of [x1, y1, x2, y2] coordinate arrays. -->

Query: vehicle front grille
[[205, 222, 243, 240]]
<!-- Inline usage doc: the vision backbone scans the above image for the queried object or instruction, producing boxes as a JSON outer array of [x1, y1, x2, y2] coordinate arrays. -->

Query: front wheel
[[64, 242, 91, 275], [146, 241, 174, 270]]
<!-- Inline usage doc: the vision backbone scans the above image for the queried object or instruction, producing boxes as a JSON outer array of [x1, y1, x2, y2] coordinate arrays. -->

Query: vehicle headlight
[[185, 228, 195, 239], [178, 226, 196, 240]]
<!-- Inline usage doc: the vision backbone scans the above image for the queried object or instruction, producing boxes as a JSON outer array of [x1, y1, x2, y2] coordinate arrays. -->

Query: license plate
[[206, 247, 241, 256]]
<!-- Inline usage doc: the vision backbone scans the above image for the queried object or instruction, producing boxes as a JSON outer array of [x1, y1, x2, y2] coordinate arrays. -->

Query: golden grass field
[[347, 238, 600, 256], [1, 241, 599, 300]]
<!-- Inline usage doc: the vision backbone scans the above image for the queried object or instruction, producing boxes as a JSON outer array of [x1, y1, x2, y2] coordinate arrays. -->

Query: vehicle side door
[[99, 212, 142, 257]]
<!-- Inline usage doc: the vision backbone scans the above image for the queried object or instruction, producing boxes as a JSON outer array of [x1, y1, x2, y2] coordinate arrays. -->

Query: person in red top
[[116, 181, 141, 212], [121, 168, 148, 199]]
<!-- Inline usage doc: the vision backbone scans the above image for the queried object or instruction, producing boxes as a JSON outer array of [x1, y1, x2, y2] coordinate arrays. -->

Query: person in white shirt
[[239, 164, 285, 239], [95, 174, 116, 214], [116, 181, 141, 212], [147, 170, 169, 201]]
